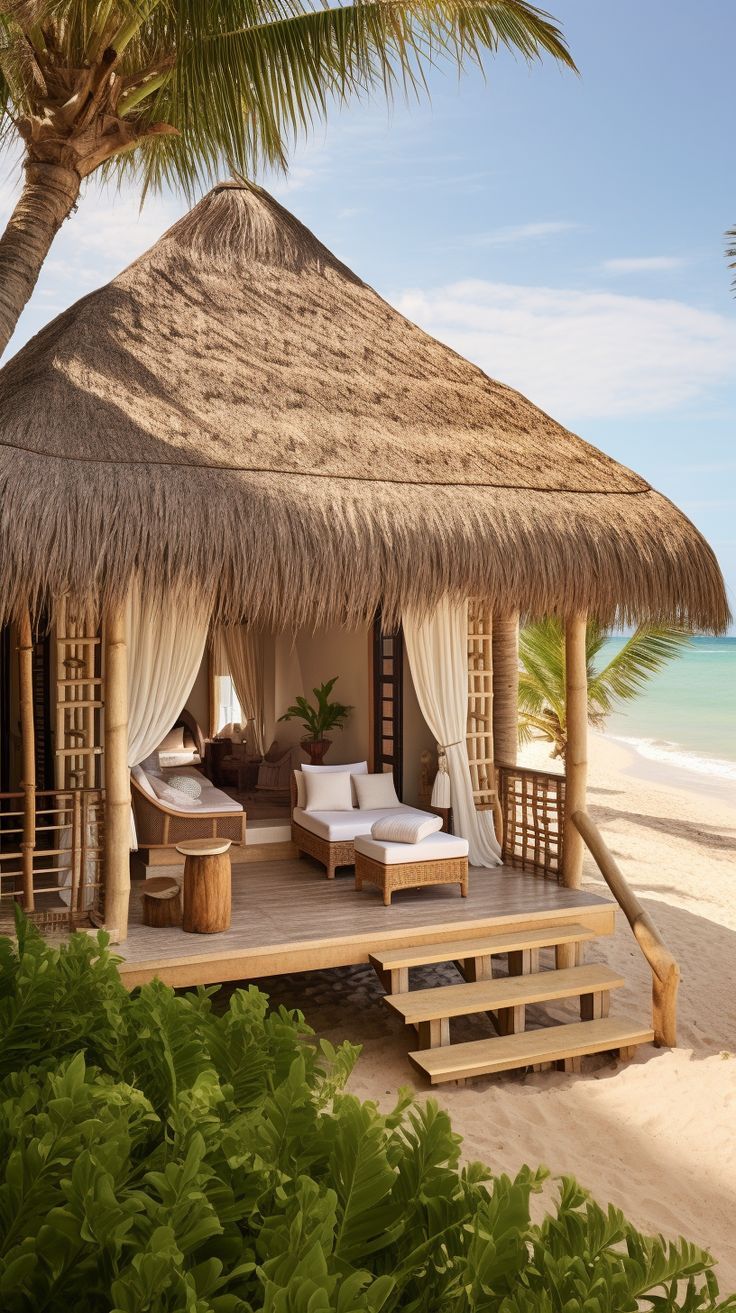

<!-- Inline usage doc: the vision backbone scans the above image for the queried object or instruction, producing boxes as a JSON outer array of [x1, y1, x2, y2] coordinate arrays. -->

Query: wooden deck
[[117, 857, 615, 988]]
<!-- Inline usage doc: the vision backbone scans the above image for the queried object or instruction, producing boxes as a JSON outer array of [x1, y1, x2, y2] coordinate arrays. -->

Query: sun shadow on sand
[[589, 802, 736, 854]]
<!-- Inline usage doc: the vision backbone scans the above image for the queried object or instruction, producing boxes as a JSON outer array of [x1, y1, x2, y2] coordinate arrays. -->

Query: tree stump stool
[[177, 839, 232, 933], [141, 877, 182, 927]]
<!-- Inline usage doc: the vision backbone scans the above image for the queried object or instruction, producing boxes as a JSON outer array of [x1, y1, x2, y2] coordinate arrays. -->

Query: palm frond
[[727, 223, 736, 293], [588, 625, 691, 716]]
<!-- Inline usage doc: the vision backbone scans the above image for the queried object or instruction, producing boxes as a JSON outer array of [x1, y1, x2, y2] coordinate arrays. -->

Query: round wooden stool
[[141, 876, 182, 928], [176, 839, 232, 934]]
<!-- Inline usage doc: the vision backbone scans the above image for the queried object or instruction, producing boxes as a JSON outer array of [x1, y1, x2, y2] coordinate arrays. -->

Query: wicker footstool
[[354, 832, 469, 906]]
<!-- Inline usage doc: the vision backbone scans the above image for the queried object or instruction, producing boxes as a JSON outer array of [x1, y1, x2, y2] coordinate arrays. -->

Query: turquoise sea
[[603, 636, 736, 785]]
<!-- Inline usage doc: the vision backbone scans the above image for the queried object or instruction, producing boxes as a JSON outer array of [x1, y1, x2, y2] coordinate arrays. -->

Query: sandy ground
[[259, 734, 736, 1289]]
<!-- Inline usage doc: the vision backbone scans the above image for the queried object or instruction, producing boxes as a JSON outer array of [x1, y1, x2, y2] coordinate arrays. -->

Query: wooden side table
[[141, 876, 182, 927], [177, 839, 232, 933]]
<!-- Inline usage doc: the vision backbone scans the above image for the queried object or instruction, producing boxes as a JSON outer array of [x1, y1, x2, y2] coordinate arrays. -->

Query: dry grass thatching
[[0, 181, 729, 632]]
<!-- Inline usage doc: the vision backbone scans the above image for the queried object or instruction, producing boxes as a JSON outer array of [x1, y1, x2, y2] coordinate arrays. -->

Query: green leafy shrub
[[0, 916, 733, 1312]]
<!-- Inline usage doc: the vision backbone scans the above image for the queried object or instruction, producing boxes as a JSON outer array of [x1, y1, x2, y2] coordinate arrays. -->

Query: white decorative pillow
[[293, 770, 306, 808], [353, 772, 400, 810], [158, 726, 185, 753], [303, 770, 354, 812], [167, 774, 202, 799], [148, 774, 202, 809], [302, 760, 368, 805], [371, 813, 442, 843]]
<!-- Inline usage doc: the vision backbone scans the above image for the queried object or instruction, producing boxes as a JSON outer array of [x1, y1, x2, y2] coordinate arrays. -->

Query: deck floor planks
[[117, 857, 613, 986]]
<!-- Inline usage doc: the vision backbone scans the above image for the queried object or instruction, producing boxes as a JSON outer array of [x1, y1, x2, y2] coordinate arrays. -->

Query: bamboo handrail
[[572, 809, 679, 1047]]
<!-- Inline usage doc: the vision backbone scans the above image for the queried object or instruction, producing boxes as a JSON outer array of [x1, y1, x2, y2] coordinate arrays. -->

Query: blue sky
[[3, 0, 735, 625]]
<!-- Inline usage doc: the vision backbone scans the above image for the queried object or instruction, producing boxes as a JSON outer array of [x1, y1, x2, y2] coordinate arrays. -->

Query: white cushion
[[158, 749, 198, 769], [158, 726, 185, 753], [153, 767, 244, 816], [167, 773, 202, 799], [293, 770, 306, 808], [355, 831, 469, 865], [303, 770, 353, 812], [354, 772, 400, 810], [302, 760, 368, 806], [293, 804, 426, 843], [149, 774, 202, 809], [371, 812, 442, 843], [131, 765, 157, 799]]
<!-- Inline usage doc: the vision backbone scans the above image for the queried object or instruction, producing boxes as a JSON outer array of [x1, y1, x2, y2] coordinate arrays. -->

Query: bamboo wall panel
[[55, 599, 103, 790], [498, 764, 565, 881], [0, 787, 105, 932], [466, 602, 495, 809]]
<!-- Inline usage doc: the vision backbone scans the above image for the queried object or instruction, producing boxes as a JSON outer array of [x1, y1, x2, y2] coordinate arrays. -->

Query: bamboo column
[[562, 613, 588, 889], [491, 613, 519, 766], [18, 609, 35, 911], [103, 598, 129, 940]]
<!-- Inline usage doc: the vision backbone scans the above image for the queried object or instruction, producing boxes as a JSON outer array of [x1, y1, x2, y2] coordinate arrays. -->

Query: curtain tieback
[[437, 740, 463, 751]]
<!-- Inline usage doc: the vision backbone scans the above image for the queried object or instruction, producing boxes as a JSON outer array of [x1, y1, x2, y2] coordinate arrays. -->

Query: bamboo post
[[492, 613, 519, 767], [103, 598, 129, 940], [18, 609, 36, 911], [562, 613, 588, 890]]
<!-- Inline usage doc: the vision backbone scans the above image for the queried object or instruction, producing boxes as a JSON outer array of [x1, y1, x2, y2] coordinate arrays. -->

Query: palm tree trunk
[[0, 161, 80, 360], [492, 612, 519, 766]]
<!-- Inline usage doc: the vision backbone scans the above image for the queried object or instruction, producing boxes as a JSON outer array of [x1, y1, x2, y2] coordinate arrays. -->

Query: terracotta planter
[[302, 737, 332, 765]]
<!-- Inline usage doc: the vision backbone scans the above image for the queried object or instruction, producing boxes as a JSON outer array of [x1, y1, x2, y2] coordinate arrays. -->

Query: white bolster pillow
[[370, 813, 443, 844]]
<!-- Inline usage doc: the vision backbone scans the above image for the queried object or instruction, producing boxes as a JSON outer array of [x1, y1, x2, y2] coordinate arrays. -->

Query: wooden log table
[[141, 876, 182, 927], [176, 839, 232, 933]]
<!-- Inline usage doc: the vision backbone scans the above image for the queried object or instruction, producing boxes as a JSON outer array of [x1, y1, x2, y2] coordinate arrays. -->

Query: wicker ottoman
[[354, 832, 469, 906]]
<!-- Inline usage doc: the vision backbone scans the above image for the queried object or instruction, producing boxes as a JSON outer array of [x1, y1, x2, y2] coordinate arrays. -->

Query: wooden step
[[370, 922, 598, 974], [410, 1017, 654, 1084], [384, 965, 624, 1027]]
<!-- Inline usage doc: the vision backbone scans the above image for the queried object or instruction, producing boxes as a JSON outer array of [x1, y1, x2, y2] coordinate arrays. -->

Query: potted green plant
[[278, 677, 353, 765]]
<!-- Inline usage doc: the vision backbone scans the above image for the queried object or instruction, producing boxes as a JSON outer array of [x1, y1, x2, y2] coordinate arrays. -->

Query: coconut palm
[[727, 224, 736, 291], [0, 1, 573, 358], [518, 618, 690, 759]]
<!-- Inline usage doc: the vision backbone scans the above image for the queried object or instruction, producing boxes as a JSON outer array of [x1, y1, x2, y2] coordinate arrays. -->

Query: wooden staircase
[[370, 922, 653, 1085]]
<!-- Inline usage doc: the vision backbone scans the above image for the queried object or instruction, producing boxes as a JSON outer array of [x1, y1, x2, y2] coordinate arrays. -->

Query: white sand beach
[[262, 733, 736, 1287]]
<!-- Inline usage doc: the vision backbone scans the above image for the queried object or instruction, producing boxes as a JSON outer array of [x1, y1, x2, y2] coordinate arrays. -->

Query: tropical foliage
[[0, 915, 733, 1312], [0, 1, 575, 355], [279, 675, 352, 740], [518, 618, 690, 758]]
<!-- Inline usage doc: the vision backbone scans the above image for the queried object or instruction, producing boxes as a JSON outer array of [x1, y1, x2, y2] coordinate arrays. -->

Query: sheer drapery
[[126, 586, 210, 847], [215, 626, 266, 756], [403, 598, 502, 868]]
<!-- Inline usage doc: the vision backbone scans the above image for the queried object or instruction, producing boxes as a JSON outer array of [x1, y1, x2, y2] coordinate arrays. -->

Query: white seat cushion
[[157, 767, 243, 815], [293, 804, 427, 843], [355, 831, 469, 865]]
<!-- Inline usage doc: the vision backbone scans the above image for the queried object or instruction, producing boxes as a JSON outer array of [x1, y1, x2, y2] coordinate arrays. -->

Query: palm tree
[[727, 225, 736, 291], [0, 1, 573, 358], [518, 618, 690, 759]]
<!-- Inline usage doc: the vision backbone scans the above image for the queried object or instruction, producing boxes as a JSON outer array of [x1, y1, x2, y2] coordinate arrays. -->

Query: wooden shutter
[[372, 616, 404, 797]]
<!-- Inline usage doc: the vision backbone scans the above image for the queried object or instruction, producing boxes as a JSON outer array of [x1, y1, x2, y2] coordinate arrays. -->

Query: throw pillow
[[167, 774, 202, 799], [303, 760, 368, 805], [293, 770, 306, 808], [353, 772, 400, 810], [303, 770, 354, 812], [148, 774, 202, 809], [371, 813, 443, 843]]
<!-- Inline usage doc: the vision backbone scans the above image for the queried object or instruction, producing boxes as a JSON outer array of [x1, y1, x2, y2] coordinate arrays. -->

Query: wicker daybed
[[131, 771, 246, 854]]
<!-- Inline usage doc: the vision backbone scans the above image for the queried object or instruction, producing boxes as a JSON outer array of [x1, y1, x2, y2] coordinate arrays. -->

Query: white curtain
[[403, 598, 502, 868], [217, 626, 266, 757], [126, 586, 210, 846]]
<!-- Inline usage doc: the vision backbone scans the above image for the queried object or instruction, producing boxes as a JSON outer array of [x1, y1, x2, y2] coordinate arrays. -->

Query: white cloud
[[601, 255, 686, 273], [465, 220, 581, 247], [392, 280, 736, 420]]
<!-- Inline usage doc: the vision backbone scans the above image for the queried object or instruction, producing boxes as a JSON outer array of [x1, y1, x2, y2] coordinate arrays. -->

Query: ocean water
[[603, 636, 736, 785]]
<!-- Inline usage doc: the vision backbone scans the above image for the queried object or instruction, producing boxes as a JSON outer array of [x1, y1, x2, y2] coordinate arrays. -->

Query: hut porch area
[[117, 855, 615, 989]]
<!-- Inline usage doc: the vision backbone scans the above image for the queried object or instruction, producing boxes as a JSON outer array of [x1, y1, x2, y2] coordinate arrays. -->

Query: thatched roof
[[0, 181, 728, 632]]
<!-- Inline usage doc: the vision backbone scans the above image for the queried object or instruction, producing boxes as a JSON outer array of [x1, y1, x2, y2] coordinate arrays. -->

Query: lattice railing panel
[[0, 788, 105, 932], [498, 765, 565, 881], [466, 601, 496, 811]]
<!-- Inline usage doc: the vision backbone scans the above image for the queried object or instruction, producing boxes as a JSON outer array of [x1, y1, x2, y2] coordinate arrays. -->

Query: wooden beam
[[18, 609, 36, 911], [562, 613, 588, 889], [491, 613, 519, 767], [103, 598, 130, 939]]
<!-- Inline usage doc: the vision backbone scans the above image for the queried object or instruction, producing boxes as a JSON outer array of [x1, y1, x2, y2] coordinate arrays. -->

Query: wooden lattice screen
[[498, 764, 565, 881], [0, 787, 105, 932], [55, 601, 103, 790], [466, 602, 496, 811], [372, 616, 404, 797]]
